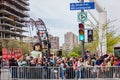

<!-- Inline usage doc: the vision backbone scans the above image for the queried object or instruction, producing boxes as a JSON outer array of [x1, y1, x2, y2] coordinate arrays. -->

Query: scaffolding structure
[[0, 0, 29, 40]]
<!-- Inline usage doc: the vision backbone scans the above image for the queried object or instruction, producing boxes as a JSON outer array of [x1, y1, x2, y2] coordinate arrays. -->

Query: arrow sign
[[78, 12, 87, 22], [70, 2, 95, 10]]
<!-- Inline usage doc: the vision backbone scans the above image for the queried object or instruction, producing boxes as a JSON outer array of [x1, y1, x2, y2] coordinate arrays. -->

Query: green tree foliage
[[65, 21, 120, 56], [86, 21, 120, 53], [61, 50, 68, 57], [0, 38, 32, 55], [67, 52, 79, 58], [67, 43, 82, 58], [107, 32, 120, 53], [72, 45, 81, 55]]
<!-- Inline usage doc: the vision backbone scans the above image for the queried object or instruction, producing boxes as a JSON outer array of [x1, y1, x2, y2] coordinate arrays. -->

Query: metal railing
[[65, 66, 120, 79], [1, 66, 60, 80], [1, 66, 120, 80]]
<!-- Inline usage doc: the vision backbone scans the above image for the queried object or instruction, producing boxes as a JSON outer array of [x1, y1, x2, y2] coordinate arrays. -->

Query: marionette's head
[[33, 43, 41, 51]]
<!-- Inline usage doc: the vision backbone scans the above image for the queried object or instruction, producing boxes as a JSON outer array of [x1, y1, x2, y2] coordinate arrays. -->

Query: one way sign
[[77, 12, 87, 22]]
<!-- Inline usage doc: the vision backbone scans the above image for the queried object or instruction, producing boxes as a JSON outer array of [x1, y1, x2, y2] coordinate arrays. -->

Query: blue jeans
[[75, 70, 79, 80], [80, 68, 84, 78], [61, 70, 66, 80]]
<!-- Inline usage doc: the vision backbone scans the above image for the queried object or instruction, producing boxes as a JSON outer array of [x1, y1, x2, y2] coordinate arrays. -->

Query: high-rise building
[[49, 34, 59, 50], [0, 0, 29, 40], [63, 32, 78, 51]]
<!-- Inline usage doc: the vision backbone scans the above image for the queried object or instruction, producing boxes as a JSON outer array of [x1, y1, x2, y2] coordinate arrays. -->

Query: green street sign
[[77, 12, 87, 22]]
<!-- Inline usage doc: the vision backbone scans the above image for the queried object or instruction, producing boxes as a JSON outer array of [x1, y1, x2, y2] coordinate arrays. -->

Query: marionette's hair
[[33, 43, 41, 51]]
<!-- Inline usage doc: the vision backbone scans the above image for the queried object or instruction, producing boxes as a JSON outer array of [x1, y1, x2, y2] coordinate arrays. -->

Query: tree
[[0, 38, 32, 55], [66, 43, 82, 58], [85, 20, 120, 53], [107, 32, 120, 53], [66, 52, 79, 58]]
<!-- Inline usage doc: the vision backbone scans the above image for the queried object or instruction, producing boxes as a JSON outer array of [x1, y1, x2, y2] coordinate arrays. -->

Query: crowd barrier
[[1, 66, 120, 80]]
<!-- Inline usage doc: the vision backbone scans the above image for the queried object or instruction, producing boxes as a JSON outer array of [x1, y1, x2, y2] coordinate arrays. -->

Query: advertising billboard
[[2, 48, 22, 60]]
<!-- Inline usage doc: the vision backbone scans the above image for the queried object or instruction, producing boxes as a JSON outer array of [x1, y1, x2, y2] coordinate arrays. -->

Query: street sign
[[78, 12, 87, 22], [70, 2, 95, 10]]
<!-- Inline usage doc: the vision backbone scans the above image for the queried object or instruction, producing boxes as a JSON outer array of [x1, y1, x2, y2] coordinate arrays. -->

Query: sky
[[29, 0, 120, 46]]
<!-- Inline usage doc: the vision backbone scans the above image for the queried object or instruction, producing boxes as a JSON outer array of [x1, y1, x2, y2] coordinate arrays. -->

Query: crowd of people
[[0, 43, 120, 80]]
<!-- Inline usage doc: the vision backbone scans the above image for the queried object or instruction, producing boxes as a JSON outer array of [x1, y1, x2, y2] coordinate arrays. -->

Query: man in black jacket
[[9, 57, 18, 79]]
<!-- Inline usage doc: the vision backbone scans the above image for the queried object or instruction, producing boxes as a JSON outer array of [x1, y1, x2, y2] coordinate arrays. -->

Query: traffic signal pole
[[79, 23, 85, 59], [81, 30, 85, 59], [79, 0, 85, 59]]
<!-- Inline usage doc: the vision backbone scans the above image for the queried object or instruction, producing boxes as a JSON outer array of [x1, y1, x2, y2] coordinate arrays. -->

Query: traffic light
[[87, 29, 93, 42], [79, 23, 84, 41], [57, 50, 62, 57], [114, 47, 120, 58]]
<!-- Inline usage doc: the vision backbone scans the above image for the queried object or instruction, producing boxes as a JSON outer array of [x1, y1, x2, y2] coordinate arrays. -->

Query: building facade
[[0, 0, 29, 40], [23, 34, 60, 50], [23, 36, 38, 44], [49, 34, 59, 50], [63, 32, 78, 51]]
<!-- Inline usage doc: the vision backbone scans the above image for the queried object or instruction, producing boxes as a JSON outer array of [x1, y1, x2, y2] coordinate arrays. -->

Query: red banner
[[2, 48, 22, 60]]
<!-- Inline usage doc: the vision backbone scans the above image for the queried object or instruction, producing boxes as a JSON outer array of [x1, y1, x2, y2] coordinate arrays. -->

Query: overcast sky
[[29, 0, 120, 46]]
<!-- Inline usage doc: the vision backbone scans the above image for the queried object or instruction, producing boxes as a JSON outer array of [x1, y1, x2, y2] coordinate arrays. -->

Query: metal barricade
[[9, 66, 61, 80], [64, 66, 120, 80], [1, 66, 120, 80], [1, 68, 10, 80]]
